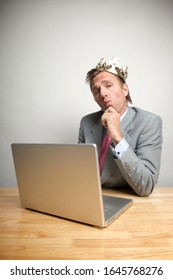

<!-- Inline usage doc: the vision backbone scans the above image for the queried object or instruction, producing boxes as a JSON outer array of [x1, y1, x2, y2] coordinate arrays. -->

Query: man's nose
[[100, 87, 107, 98]]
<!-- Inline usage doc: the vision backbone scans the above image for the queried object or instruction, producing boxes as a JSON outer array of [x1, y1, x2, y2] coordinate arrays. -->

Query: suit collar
[[121, 106, 135, 132]]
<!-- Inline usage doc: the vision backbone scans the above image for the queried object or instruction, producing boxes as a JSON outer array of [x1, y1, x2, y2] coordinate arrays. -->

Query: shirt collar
[[120, 106, 128, 122]]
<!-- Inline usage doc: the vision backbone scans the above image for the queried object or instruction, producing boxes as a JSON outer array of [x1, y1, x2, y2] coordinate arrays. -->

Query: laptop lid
[[11, 143, 132, 227]]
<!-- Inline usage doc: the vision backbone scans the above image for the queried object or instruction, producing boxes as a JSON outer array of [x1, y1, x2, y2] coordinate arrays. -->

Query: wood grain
[[0, 187, 173, 260]]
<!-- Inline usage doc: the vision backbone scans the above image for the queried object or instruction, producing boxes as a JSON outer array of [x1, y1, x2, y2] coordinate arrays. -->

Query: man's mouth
[[104, 99, 111, 106]]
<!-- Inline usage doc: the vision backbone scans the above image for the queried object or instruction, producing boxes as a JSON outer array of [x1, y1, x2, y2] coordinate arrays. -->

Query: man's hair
[[86, 68, 132, 104]]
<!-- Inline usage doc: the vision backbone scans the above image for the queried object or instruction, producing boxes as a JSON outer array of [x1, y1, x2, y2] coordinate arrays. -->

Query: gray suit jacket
[[78, 106, 163, 196]]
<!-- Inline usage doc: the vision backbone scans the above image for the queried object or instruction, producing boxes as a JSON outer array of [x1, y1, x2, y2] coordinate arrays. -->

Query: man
[[78, 57, 163, 196]]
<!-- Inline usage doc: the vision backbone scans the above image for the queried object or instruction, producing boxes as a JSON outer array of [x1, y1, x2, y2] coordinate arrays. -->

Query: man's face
[[91, 71, 128, 115]]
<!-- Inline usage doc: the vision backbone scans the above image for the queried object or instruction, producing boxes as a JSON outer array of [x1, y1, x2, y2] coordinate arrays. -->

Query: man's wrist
[[110, 138, 129, 158]]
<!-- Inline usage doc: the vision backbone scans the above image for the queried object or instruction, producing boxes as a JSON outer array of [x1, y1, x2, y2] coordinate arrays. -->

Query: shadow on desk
[[102, 186, 137, 197]]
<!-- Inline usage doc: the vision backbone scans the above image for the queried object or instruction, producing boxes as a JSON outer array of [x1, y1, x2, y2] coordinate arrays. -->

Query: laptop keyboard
[[104, 203, 114, 213]]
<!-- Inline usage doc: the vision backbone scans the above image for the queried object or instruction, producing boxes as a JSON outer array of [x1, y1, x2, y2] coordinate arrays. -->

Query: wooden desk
[[0, 187, 173, 260]]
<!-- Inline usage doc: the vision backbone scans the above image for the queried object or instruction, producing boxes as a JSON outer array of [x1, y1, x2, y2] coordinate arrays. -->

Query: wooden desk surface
[[0, 187, 173, 260]]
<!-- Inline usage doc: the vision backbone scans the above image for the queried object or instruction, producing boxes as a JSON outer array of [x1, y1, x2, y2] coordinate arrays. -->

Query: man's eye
[[106, 84, 112, 88], [94, 89, 100, 95]]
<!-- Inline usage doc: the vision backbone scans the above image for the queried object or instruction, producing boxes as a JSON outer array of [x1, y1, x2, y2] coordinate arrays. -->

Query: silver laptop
[[11, 143, 133, 227]]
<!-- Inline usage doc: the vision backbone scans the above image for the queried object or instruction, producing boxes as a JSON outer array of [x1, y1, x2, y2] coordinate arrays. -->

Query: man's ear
[[123, 83, 128, 97]]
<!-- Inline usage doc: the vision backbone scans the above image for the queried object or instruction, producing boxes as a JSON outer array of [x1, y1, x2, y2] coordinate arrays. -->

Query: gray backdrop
[[0, 0, 173, 187]]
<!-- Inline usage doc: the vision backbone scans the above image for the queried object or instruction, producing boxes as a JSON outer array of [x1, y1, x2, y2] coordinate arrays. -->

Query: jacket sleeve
[[115, 115, 163, 197]]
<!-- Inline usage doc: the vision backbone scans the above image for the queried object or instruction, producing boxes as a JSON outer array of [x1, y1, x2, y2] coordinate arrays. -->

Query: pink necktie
[[99, 130, 111, 174]]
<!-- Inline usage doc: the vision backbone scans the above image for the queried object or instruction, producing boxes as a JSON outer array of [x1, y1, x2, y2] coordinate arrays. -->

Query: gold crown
[[96, 57, 128, 81]]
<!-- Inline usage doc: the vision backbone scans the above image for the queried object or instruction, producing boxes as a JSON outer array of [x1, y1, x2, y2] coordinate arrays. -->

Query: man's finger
[[105, 106, 115, 113]]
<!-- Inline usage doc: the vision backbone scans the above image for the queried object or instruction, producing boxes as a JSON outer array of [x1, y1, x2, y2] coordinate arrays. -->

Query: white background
[[1, 260, 173, 280], [0, 0, 173, 187]]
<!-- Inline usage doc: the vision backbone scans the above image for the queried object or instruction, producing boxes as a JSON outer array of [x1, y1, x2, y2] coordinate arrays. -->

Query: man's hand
[[101, 106, 123, 144]]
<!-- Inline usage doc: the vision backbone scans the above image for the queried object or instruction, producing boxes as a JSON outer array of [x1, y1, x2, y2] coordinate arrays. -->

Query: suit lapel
[[86, 111, 103, 153], [120, 106, 135, 143]]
